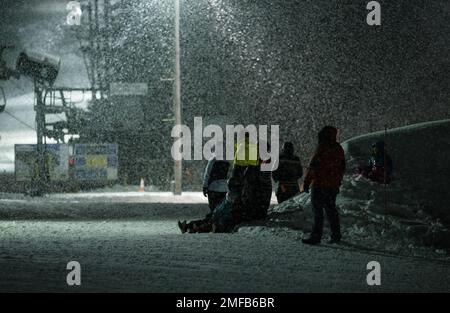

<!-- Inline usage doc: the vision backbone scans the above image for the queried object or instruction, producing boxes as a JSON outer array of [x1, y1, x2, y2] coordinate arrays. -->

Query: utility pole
[[173, 0, 182, 195], [87, 1, 96, 98], [383, 125, 388, 231], [35, 81, 47, 196]]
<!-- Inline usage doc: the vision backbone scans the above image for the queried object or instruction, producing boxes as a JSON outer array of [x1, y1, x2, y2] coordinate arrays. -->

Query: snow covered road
[[0, 193, 449, 292]]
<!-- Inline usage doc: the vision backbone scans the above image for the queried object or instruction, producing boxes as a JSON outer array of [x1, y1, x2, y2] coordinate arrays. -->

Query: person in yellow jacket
[[233, 134, 259, 167], [231, 134, 273, 222]]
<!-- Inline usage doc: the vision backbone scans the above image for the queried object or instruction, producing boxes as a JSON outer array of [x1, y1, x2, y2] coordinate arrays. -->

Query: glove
[[203, 187, 208, 197]]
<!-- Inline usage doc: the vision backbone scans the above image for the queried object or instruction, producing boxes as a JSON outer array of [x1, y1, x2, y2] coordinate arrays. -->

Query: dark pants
[[207, 191, 227, 212], [311, 187, 341, 241]]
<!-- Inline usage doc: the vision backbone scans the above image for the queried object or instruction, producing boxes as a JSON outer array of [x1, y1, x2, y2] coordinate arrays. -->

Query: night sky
[[1, 0, 449, 164]]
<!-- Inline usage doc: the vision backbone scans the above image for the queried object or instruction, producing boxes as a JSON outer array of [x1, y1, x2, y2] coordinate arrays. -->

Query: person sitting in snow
[[178, 176, 243, 234], [358, 140, 393, 184], [272, 142, 303, 204], [301, 126, 346, 245], [178, 137, 273, 233], [238, 164, 272, 222], [236, 136, 273, 222], [226, 135, 272, 222]]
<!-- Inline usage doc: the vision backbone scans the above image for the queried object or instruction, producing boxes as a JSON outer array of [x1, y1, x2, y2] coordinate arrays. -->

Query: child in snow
[[358, 141, 393, 184]]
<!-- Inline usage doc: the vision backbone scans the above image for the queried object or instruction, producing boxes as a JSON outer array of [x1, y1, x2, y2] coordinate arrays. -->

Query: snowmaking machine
[[0, 46, 63, 195], [1, 45, 119, 194]]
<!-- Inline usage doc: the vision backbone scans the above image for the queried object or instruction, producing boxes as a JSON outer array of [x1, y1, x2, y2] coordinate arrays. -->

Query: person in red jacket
[[301, 126, 346, 245]]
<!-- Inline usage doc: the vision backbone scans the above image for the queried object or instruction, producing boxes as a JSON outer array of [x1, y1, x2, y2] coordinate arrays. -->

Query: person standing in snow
[[301, 126, 346, 245], [358, 140, 393, 184], [202, 147, 230, 214], [272, 142, 303, 203]]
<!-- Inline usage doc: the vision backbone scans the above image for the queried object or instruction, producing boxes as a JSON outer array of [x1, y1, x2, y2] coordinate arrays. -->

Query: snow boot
[[302, 236, 321, 245], [178, 220, 188, 234]]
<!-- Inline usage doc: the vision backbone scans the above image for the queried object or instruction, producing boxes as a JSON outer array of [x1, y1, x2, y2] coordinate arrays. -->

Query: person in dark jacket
[[202, 152, 230, 214], [272, 142, 303, 203], [301, 126, 346, 245], [359, 141, 393, 184]]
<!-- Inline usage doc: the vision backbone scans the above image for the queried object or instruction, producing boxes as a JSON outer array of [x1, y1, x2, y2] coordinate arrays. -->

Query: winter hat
[[372, 140, 385, 151], [282, 142, 294, 156], [318, 126, 338, 144]]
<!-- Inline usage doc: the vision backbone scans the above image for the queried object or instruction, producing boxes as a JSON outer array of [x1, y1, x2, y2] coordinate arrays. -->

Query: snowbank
[[342, 119, 450, 222], [0, 192, 210, 221], [263, 176, 449, 259]]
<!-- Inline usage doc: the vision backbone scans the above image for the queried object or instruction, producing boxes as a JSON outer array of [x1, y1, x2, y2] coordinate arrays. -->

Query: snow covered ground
[[0, 192, 449, 292], [269, 177, 450, 260]]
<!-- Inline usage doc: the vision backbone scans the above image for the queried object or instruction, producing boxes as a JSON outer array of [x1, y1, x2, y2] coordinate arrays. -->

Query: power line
[[2, 109, 36, 131]]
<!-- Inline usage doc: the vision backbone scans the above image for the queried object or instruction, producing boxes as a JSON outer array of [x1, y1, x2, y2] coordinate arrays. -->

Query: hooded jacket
[[240, 165, 272, 220], [369, 141, 393, 175], [203, 155, 230, 193], [272, 143, 303, 187], [303, 126, 346, 189]]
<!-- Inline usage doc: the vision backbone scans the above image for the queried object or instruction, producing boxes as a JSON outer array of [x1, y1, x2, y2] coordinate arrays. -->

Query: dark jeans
[[311, 187, 341, 241], [207, 191, 227, 212]]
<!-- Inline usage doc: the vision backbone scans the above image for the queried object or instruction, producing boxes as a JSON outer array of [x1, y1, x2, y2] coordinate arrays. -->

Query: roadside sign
[[73, 143, 118, 181], [15, 144, 69, 181], [109, 82, 148, 96]]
